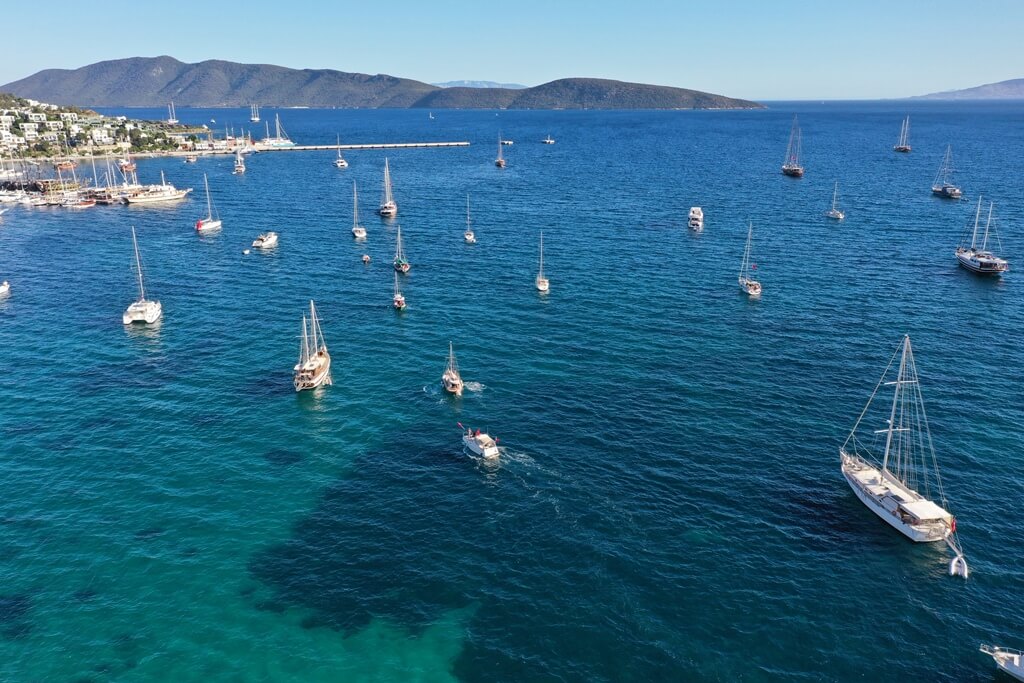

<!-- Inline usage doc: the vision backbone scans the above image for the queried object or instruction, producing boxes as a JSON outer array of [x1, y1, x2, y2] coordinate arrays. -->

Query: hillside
[[1, 57, 763, 110], [913, 77, 1024, 100]]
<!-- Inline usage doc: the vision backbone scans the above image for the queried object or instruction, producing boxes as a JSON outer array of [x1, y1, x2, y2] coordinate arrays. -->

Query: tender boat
[[495, 135, 507, 168], [252, 231, 278, 249], [781, 115, 804, 177], [956, 197, 1008, 275], [394, 225, 410, 273], [378, 158, 398, 217], [738, 222, 761, 297], [980, 645, 1024, 681], [351, 182, 366, 239], [195, 174, 222, 232], [840, 335, 968, 577], [536, 232, 549, 292], [122, 226, 162, 325], [894, 115, 911, 153], [501, 139, 514, 145], [464, 195, 476, 243], [461, 425, 499, 459], [293, 300, 332, 392], [688, 207, 704, 232], [542, 135, 555, 144], [333, 135, 348, 168], [441, 342, 464, 396], [392, 271, 406, 310], [825, 181, 845, 220], [932, 145, 962, 198]]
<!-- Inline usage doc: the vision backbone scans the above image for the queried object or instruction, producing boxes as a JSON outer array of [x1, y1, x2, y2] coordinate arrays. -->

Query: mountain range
[[0, 56, 762, 110], [432, 80, 528, 89], [914, 77, 1024, 100]]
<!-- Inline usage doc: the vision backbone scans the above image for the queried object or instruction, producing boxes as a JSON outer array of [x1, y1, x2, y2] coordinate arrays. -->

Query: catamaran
[[825, 181, 845, 220], [378, 158, 397, 217], [394, 225, 410, 273], [166, 101, 178, 125], [195, 173, 222, 232], [956, 197, 1009, 275], [123, 226, 162, 325], [495, 135, 507, 168], [688, 207, 704, 232], [392, 271, 406, 310], [259, 114, 295, 148], [293, 300, 332, 392], [232, 149, 246, 175], [442, 341, 464, 396], [932, 145, 962, 199], [333, 135, 348, 168], [839, 335, 968, 578], [464, 195, 476, 243], [250, 103, 260, 123], [781, 115, 804, 177], [536, 232, 549, 292], [894, 116, 911, 153], [738, 222, 761, 296], [980, 645, 1024, 681], [351, 182, 366, 239]]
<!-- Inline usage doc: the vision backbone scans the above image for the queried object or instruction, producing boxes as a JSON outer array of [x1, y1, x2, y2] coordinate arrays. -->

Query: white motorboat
[[461, 425, 499, 459], [333, 135, 348, 168], [738, 222, 761, 297], [980, 645, 1024, 681], [293, 300, 332, 392], [184, 154, 198, 163], [394, 225, 410, 273], [932, 145, 962, 198], [688, 207, 704, 232], [956, 197, 1008, 275], [378, 158, 398, 217], [122, 226, 162, 325], [464, 195, 476, 243], [392, 271, 406, 310], [351, 182, 366, 239], [252, 231, 278, 249], [195, 174, 222, 232], [536, 231, 549, 292], [825, 181, 845, 220], [840, 335, 968, 577], [0, 280, 9, 297], [441, 341, 464, 396]]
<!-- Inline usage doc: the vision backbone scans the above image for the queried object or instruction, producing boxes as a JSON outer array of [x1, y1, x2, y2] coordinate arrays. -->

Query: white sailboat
[[378, 158, 397, 217], [956, 196, 1009, 275], [932, 145, 962, 199], [259, 114, 295, 148], [123, 170, 191, 204], [195, 173, 222, 232], [980, 646, 1024, 681], [166, 101, 178, 125], [781, 115, 804, 177], [250, 103, 260, 123], [333, 135, 348, 168], [392, 271, 406, 310], [464, 195, 476, 243], [738, 222, 761, 296], [894, 115, 911, 153], [825, 181, 845, 220], [123, 226, 162, 325], [495, 135, 506, 168], [441, 341, 464, 396], [232, 148, 246, 175], [293, 300, 332, 392], [542, 134, 555, 144], [840, 335, 968, 577], [394, 225, 410, 273], [535, 232, 549, 292], [351, 182, 366, 239]]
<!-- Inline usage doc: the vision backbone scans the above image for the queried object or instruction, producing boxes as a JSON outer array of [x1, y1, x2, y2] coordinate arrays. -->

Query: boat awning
[[899, 499, 950, 522]]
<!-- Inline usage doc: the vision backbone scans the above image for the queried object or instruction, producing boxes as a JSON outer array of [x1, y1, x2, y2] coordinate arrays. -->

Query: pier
[[257, 141, 470, 152]]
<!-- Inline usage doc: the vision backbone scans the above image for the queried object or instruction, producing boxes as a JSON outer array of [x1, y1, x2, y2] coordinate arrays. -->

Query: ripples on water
[[0, 102, 1022, 681]]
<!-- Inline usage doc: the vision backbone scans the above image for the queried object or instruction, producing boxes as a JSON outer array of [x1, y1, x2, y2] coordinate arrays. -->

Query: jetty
[[255, 141, 469, 152]]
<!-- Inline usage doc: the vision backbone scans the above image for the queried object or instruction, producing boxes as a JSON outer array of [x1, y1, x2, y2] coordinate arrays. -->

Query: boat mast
[[299, 315, 309, 365], [880, 336, 910, 479], [832, 182, 839, 211], [466, 195, 471, 230], [970, 197, 982, 249], [131, 226, 146, 301], [382, 158, 393, 204], [982, 202, 994, 251], [353, 181, 359, 228], [539, 231, 544, 277], [204, 174, 213, 220], [448, 341, 458, 375], [395, 225, 404, 260]]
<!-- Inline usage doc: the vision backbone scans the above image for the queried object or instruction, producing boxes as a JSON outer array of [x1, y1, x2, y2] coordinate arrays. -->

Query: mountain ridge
[[912, 77, 1024, 100]]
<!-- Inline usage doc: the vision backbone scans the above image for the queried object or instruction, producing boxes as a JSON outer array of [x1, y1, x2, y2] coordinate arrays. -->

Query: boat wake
[[464, 381, 485, 393]]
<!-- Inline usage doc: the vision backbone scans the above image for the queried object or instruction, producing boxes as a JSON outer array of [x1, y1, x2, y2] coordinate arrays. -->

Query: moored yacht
[[464, 195, 476, 243], [232, 149, 246, 175], [542, 135, 555, 144], [932, 145, 962, 199], [195, 174, 222, 232], [123, 171, 191, 204], [956, 197, 1008, 275], [252, 231, 278, 249], [441, 341, 464, 396], [378, 158, 397, 217], [392, 271, 406, 310], [293, 300, 332, 392], [781, 115, 804, 177], [394, 225, 410, 273], [461, 424, 499, 459], [688, 207, 704, 232], [123, 226, 162, 325], [825, 181, 845, 220], [351, 182, 366, 239], [333, 135, 348, 168], [495, 135, 507, 168], [894, 115, 911, 153], [536, 231, 549, 292], [738, 222, 761, 297]]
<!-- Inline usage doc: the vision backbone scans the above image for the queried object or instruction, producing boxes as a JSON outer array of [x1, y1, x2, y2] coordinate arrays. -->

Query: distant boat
[[429, 112, 435, 120], [259, 114, 295, 148], [461, 424, 499, 459], [441, 341, 464, 396], [535, 232, 549, 292], [293, 300, 332, 392], [351, 182, 366, 239], [378, 158, 397, 217], [392, 271, 406, 310], [956, 197, 1008, 275], [932, 145, 962, 199], [501, 139, 514, 145], [464, 194, 476, 243], [542, 134, 555, 144], [250, 103, 260, 123], [252, 231, 278, 249], [688, 207, 704, 232], [184, 153, 198, 163], [167, 101, 178, 125], [232, 149, 246, 175], [894, 115, 911, 152], [333, 135, 348, 168], [0, 280, 8, 297], [195, 173, 222, 232], [839, 335, 968, 578], [123, 226, 162, 325], [825, 181, 845, 220], [394, 224, 410, 273], [980, 645, 1024, 681], [781, 115, 804, 177], [738, 222, 761, 297], [495, 135, 507, 168], [123, 171, 191, 204]]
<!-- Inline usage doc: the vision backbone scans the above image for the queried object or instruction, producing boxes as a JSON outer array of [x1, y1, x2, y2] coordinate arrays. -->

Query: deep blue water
[[1, 101, 1022, 681]]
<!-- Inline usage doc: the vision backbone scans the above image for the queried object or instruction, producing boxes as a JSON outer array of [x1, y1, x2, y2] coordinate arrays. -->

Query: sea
[[0, 101, 1022, 682]]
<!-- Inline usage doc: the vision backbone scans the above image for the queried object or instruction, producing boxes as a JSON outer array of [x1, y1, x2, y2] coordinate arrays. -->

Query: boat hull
[[196, 219, 222, 232], [932, 185, 962, 199], [123, 300, 162, 325], [893, 145, 911, 153], [956, 249, 1008, 275], [294, 354, 332, 392], [781, 166, 804, 177]]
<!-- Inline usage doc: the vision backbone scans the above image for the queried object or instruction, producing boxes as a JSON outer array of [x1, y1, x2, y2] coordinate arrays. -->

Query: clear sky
[[3, 0, 1022, 100]]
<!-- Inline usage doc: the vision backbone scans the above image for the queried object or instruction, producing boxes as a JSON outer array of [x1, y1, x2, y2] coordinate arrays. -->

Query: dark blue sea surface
[[0, 101, 1022, 681]]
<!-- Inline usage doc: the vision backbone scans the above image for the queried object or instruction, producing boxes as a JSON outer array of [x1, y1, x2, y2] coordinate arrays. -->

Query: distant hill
[[913, 78, 1024, 100], [432, 80, 528, 89], [1, 57, 762, 110]]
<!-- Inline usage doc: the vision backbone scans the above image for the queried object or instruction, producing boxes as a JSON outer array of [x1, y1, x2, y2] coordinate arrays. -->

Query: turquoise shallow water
[[0, 102, 1022, 681]]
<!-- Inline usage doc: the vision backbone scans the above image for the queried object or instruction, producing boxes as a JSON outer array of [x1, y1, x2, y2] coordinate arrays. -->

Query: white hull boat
[[956, 198, 1008, 275], [252, 231, 278, 249], [351, 182, 366, 239], [464, 194, 476, 243], [536, 231, 549, 292], [980, 646, 1024, 681], [688, 207, 704, 231], [0, 280, 9, 297], [738, 222, 761, 297], [825, 181, 845, 220], [932, 145, 962, 198], [334, 135, 348, 168], [379, 158, 398, 216], [123, 226, 162, 325], [293, 300, 332, 392], [462, 426, 499, 459], [196, 173, 222, 232], [442, 341, 464, 396]]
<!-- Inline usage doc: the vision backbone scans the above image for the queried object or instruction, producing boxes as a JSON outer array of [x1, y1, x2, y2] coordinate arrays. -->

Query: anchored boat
[[932, 145, 962, 199], [378, 158, 398, 217], [688, 207, 704, 232], [334, 135, 348, 168], [352, 182, 366, 239], [536, 232, 549, 292], [393, 271, 406, 310], [825, 181, 845, 220], [293, 300, 332, 392], [956, 197, 1008, 275], [123, 226, 162, 325], [738, 222, 761, 297], [394, 225, 410, 273], [460, 424, 499, 459], [980, 645, 1024, 681], [464, 195, 476, 244], [442, 342, 464, 396], [894, 115, 911, 153], [252, 231, 278, 249], [495, 134, 506, 168], [781, 115, 804, 177], [195, 174, 222, 232]]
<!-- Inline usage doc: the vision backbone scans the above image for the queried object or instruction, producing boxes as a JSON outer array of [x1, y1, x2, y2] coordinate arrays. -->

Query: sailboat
[[738, 222, 761, 296], [781, 115, 804, 177], [351, 182, 366, 239], [250, 103, 260, 123], [195, 173, 222, 232], [464, 195, 476, 244], [122, 226, 162, 325], [166, 101, 178, 125], [894, 115, 911, 153], [393, 271, 406, 310], [956, 197, 1009, 275], [393, 225, 410, 273], [535, 232, 549, 292], [378, 158, 397, 217], [542, 134, 555, 144], [932, 145, 962, 198], [259, 114, 295, 148], [839, 335, 968, 578], [495, 134, 507, 168], [293, 300, 332, 392], [441, 341, 464, 396], [232, 148, 246, 175], [333, 135, 348, 168], [825, 181, 845, 220]]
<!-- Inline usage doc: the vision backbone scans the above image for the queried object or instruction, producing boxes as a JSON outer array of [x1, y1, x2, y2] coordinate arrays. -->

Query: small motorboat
[[688, 207, 704, 232], [0, 280, 9, 296], [980, 645, 1024, 681], [252, 231, 278, 249], [362, 254, 371, 264], [461, 425, 499, 459]]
